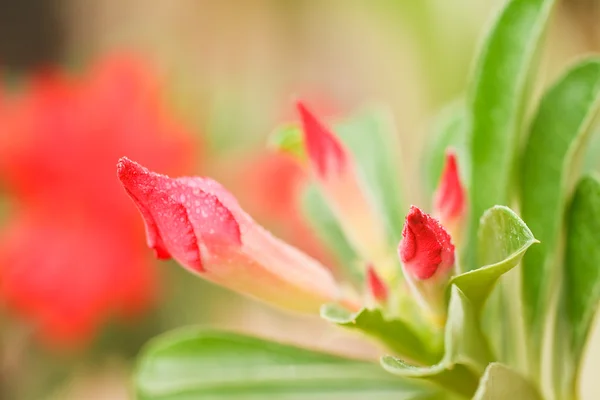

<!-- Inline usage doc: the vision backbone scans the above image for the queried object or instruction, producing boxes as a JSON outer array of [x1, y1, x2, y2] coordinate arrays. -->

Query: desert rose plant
[[120, 0, 600, 398]]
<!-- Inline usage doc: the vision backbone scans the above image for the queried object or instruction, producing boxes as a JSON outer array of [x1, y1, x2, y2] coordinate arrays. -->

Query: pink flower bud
[[366, 264, 389, 305], [296, 101, 390, 267], [117, 157, 353, 313], [400, 206, 455, 280], [398, 206, 455, 319], [296, 101, 347, 179], [433, 150, 466, 240]]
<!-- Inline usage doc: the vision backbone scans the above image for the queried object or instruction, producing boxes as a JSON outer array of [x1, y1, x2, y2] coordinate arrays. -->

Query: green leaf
[[334, 106, 405, 243], [583, 126, 600, 172], [424, 101, 468, 196], [135, 329, 447, 400], [268, 123, 306, 160], [381, 286, 492, 398], [321, 304, 440, 366], [451, 206, 537, 312], [465, 0, 556, 271], [301, 184, 361, 282], [271, 106, 405, 245], [520, 59, 600, 368], [473, 363, 542, 400], [554, 176, 600, 398], [453, 206, 536, 365]]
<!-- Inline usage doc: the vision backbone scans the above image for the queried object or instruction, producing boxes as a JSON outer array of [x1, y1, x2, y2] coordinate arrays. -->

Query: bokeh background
[[0, 1, 599, 399]]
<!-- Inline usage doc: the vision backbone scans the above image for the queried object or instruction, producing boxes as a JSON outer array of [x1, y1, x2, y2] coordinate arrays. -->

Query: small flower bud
[[433, 149, 466, 243], [399, 206, 455, 320], [366, 264, 389, 305], [296, 101, 390, 268]]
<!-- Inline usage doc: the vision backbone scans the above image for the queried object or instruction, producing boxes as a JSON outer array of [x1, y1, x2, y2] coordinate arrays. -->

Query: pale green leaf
[[334, 106, 405, 243], [381, 286, 492, 398], [135, 329, 446, 400], [554, 176, 600, 399], [520, 59, 600, 366], [321, 304, 440, 365], [451, 206, 537, 312], [465, 0, 556, 270], [473, 363, 542, 400], [301, 184, 361, 282]]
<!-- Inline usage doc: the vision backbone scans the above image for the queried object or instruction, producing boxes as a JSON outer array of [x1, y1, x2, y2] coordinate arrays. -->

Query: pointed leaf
[[381, 286, 492, 398], [321, 304, 440, 366], [334, 106, 405, 243], [520, 59, 600, 365], [465, 0, 556, 270], [451, 206, 537, 312], [553, 176, 600, 398], [135, 329, 446, 400], [301, 184, 361, 282], [473, 363, 542, 400]]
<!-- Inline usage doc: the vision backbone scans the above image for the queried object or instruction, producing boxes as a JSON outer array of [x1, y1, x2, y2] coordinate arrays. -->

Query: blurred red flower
[[0, 55, 198, 346]]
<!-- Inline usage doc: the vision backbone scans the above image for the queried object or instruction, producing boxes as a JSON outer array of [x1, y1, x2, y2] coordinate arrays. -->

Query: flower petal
[[117, 157, 240, 272], [118, 157, 351, 313]]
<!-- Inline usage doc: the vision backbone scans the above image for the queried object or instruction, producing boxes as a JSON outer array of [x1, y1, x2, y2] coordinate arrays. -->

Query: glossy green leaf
[[321, 304, 440, 365], [520, 59, 600, 367], [271, 106, 405, 245], [451, 206, 537, 312], [473, 363, 542, 400], [135, 329, 446, 400], [381, 286, 492, 398], [465, 0, 556, 270], [553, 176, 600, 399], [301, 184, 361, 282]]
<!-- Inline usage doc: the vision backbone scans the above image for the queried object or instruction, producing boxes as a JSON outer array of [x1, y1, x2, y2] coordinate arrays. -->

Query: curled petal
[[118, 157, 350, 313]]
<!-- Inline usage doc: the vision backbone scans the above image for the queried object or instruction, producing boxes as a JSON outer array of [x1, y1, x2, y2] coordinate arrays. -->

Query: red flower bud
[[399, 206, 455, 280], [295, 101, 390, 268], [117, 157, 353, 313], [296, 101, 347, 179], [366, 264, 388, 304], [433, 150, 466, 235]]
